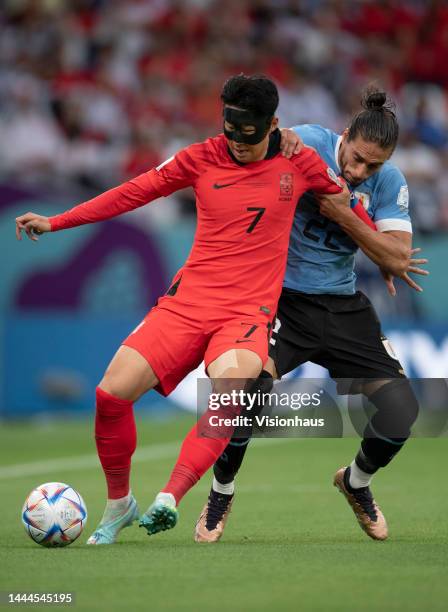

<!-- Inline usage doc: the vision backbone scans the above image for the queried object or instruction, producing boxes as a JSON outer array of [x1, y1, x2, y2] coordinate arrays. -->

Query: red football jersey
[[50, 134, 354, 314]]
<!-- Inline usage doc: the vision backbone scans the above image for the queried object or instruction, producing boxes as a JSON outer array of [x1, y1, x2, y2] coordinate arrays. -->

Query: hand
[[16, 212, 51, 242], [316, 181, 351, 221], [381, 248, 429, 296], [279, 128, 303, 158]]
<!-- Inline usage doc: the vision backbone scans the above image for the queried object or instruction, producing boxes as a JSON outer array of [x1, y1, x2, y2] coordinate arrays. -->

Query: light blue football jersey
[[283, 124, 412, 295]]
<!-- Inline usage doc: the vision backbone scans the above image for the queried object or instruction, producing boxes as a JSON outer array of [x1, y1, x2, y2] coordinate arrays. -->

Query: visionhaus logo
[[207, 413, 325, 429]]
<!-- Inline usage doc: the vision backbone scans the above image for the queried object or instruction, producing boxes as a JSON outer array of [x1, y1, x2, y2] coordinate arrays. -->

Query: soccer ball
[[22, 482, 87, 547]]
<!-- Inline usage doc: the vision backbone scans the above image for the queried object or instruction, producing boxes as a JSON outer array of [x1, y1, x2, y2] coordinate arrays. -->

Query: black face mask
[[223, 107, 272, 145]]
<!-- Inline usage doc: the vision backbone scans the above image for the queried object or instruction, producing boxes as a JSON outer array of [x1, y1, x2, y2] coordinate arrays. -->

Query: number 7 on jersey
[[246, 207, 266, 233]]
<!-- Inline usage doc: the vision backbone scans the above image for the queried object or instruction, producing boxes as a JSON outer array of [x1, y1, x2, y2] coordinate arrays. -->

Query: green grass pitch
[[0, 416, 447, 611]]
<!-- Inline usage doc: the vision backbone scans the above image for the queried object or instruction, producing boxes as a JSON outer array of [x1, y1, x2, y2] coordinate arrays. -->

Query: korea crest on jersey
[[279, 173, 294, 201], [279, 173, 293, 196]]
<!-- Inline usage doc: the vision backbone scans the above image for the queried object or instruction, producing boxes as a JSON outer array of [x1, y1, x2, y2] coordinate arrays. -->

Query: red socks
[[95, 387, 136, 499], [162, 423, 231, 504], [95, 387, 235, 506]]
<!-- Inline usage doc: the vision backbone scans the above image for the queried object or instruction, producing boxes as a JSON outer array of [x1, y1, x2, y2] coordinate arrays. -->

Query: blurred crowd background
[[1, 0, 448, 417], [2, 0, 448, 229]]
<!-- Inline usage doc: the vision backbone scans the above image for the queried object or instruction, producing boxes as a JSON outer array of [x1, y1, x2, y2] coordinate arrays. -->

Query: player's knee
[[212, 370, 272, 398], [246, 370, 274, 417], [98, 347, 158, 401], [367, 378, 419, 438], [235, 350, 263, 380], [98, 375, 130, 401], [98, 371, 143, 402], [212, 378, 245, 399], [252, 370, 274, 393]]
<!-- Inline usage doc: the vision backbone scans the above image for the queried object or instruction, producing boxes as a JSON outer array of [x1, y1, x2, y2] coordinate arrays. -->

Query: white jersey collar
[[334, 135, 342, 171]]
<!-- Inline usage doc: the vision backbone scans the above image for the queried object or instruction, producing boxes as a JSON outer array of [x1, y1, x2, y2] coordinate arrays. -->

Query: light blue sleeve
[[291, 124, 330, 156], [372, 165, 412, 233]]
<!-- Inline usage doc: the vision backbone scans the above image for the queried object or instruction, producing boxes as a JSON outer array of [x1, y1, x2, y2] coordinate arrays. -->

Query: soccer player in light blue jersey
[[195, 88, 427, 543]]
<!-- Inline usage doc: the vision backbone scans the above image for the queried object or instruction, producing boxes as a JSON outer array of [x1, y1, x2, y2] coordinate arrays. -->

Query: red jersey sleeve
[[292, 146, 376, 231], [351, 198, 377, 231], [149, 146, 200, 196], [49, 173, 158, 231], [292, 146, 343, 195], [49, 145, 201, 232]]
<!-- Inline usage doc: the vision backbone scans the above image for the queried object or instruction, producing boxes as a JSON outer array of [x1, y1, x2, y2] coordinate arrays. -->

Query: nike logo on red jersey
[[213, 182, 238, 189], [235, 339, 255, 343]]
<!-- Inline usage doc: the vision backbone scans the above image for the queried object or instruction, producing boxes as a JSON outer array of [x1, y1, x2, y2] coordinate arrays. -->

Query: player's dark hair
[[347, 87, 399, 151], [221, 74, 279, 118]]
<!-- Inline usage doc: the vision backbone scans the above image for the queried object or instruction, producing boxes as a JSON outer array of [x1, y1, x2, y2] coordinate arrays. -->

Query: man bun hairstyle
[[348, 86, 399, 151], [221, 74, 279, 119]]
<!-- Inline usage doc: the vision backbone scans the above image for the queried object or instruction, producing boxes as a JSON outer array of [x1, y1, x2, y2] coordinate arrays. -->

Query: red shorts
[[123, 296, 272, 396]]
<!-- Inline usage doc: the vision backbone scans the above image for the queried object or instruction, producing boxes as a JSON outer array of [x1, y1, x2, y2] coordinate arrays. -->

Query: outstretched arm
[[16, 147, 199, 241], [380, 248, 428, 295], [318, 198, 410, 274], [317, 194, 428, 293], [16, 173, 161, 241]]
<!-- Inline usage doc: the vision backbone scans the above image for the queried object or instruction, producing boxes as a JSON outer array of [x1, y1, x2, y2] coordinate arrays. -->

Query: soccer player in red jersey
[[15, 75, 375, 544]]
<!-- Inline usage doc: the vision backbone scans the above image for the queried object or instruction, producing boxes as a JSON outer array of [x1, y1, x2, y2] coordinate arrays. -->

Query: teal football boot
[[86, 495, 139, 545], [139, 493, 178, 536]]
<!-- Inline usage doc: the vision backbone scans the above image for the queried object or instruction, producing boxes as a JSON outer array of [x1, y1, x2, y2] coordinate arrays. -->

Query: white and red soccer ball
[[22, 482, 87, 547]]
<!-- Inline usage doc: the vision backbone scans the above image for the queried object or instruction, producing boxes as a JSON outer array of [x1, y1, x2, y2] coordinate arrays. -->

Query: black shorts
[[269, 288, 405, 381]]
